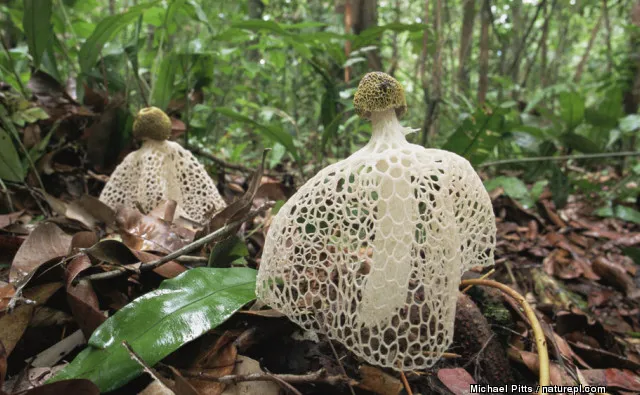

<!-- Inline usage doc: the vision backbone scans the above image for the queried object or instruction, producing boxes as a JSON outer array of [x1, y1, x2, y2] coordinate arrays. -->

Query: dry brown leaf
[[0, 282, 62, 356], [10, 223, 72, 284], [436, 368, 476, 395], [356, 365, 403, 395], [592, 257, 637, 297], [65, 254, 106, 338], [0, 211, 25, 229]]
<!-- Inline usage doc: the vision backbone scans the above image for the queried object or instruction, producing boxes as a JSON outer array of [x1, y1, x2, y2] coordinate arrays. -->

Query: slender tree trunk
[[421, 0, 442, 146], [509, 0, 546, 84], [602, 0, 614, 74], [478, 0, 490, 105], [522, 0, 556, 88], [509, 0, 523, 82], [418, 0, 430, 82], [457, 0, 477, 93], [573, 13, 603, 83], [540, 1, 550, 87], [344, 0, 353, 82], [248, 0, 265, 62], [624, 1, 640, 114], [387, 0, 401, 76], [352, 0, 383, 71]]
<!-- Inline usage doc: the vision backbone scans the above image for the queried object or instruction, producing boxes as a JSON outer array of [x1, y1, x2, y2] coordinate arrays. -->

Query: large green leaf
[[0, 127, 25, 182], [558, 91, 584, 131], [150, 54, 178, 110], [23, 0, 52, 69], [48, 267, 257, 392], [215, 107, 300, 162], [78, 2, 158, 74], [441, 106, 507, 165], [484, 176, 534, 209]]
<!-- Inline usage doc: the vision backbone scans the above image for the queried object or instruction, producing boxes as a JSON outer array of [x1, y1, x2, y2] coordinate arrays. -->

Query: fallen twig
[[81, 202, 274, 282], [123, 341, 175, 392], [178, 368, 357, 387]]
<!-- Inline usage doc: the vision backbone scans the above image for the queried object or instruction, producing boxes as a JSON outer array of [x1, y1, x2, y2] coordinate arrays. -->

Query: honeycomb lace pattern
[[99, 140, 226, 223], [257, 116, 496, 371]]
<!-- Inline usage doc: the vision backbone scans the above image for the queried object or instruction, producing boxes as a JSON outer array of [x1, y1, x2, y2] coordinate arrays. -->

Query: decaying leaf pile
[[0, 79, 639, 395]]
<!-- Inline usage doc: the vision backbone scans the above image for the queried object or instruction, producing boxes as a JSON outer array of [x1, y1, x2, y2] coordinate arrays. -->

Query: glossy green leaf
[[215, 107, 300, 162], [558, 91, 584, 131], [48, 267, 257, 392], [0, 127, 25, 182], [23, 0, 52, 69], [78, 2, 158, 74]]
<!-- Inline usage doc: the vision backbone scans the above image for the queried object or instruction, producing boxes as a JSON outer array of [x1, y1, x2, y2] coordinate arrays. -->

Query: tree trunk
[[352, 0, 383, 71], [247, 0, 265, 62], [573, 13, 603, 83], [421, 0, 442, 146], [624, 1, 640, 114], [603, 0, 614, 74], [540, 1, 550, 87], [344, 0, 353, 82], [478, 0, 490, 105], [457, 0, 477, 93]]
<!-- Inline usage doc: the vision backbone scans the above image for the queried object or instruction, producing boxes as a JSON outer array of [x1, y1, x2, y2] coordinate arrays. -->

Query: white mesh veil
[[99, 140, 226, 224], [256, 77, 496, 370]]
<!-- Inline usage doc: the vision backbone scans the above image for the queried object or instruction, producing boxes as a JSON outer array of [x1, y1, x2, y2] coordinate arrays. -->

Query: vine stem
[[459, 279, 550, 393], [479, 151, 640, 168]]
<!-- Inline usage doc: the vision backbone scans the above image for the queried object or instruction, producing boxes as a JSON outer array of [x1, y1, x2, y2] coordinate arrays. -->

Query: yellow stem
[[459, 279, 550, 394]]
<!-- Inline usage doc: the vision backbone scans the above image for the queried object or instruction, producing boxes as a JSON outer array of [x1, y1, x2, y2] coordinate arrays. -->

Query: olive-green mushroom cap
[[354, 72, 407, 119], [133, 107, 172, 141]]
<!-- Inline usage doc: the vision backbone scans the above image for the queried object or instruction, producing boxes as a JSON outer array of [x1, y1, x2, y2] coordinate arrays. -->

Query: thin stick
[[123, 341, 174, 392], [460, 279, 549, 393], [190, 146, 254, 173], [461, 268, 495, 293], [399, 370, 413, 395], [82, 202, 273, 282], [179, 368, 356, 387], [479, 151, 640, 168], [313, 308, 356, 395]]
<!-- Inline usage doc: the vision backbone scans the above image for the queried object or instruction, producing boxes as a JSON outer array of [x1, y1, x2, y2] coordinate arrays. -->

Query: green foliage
[[48, 267, 257, 392], [78, 2, 158, 75], [441, 106, 507, 165], [23, 0, 52, 69], [215, 107, 300, 162], [0, 127, 24, 182]]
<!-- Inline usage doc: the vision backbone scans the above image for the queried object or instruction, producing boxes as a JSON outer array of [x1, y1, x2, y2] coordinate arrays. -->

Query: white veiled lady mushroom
[[99, 107, 226, 223], [257, 72, 496, 370]]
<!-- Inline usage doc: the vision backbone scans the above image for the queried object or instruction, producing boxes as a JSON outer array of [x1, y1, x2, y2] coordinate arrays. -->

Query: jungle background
[[0, 0, 639, 394]]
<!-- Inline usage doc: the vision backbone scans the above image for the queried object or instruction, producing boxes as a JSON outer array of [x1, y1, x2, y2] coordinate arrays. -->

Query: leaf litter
[[0, 101, 639, 395]]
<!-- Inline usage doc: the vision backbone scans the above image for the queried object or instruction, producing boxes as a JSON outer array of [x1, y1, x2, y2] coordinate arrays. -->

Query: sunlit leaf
[[48, 268, 257, 392]]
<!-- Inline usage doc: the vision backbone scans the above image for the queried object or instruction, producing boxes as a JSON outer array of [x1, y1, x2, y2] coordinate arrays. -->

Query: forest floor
[[0, 91, 639, 395]]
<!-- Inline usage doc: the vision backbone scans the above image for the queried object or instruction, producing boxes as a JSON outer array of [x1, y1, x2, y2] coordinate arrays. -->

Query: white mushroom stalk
[[100, 107, 226, 223], [355, 108, 417, 327], [257, 72, 496, 371]]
